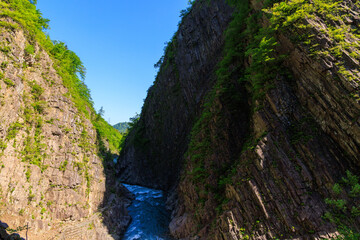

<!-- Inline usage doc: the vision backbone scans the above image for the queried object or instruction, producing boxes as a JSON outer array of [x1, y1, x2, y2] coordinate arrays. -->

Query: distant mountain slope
[[113, 122, 130, 133]]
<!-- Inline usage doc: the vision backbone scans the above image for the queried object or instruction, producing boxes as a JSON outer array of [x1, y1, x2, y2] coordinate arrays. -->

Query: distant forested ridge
[[113, 122, 130, 133]]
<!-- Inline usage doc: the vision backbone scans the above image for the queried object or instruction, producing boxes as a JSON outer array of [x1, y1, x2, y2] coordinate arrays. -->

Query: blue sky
[[37, 0, 189, 124]]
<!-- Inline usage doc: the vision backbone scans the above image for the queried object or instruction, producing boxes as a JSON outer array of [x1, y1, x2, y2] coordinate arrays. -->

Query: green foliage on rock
[[3, 78, 15, 87], [59, 160, 68, 172], [6, 122, 23, 140], [266, 0, 360, 85], [94, 117, 124, 155], [29, 81, 44, 100], [21, 118, 48, 172], [325, 171, 360, 239], [0, 140, 7, 151], [24, 44, 35, 55], [0, 0, 49, 37], [25, 168, 31, 182], [0, 61, 8, 69]]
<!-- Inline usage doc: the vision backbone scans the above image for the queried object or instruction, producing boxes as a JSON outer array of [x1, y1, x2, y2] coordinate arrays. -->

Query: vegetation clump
[[6, 122, 23, 140], [29, 81, 44, 100], [24, 44, 35, 55], [324, 171, 360, 239], [3, 78, 15, 87], [59, 160, 68, 172]]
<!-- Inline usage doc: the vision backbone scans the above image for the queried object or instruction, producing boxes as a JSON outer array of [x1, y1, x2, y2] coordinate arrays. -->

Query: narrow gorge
[[0, 0, 360, 240]]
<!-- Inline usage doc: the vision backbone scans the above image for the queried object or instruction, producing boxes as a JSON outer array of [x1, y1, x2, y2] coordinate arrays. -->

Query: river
[[122, 184, 174, 240]]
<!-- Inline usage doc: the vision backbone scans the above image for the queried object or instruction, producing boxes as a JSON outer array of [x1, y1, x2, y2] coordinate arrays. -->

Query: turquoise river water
[[122, 184, 174, 240]]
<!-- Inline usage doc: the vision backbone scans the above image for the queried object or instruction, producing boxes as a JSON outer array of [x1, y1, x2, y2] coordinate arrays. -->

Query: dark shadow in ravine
[[0, 220, 25, 240]]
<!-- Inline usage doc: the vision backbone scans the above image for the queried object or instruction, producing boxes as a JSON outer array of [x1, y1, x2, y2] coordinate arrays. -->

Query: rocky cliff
[[119, 0, 360, 239], [118, 0, 234, 191], [0, 1, 132, 239]]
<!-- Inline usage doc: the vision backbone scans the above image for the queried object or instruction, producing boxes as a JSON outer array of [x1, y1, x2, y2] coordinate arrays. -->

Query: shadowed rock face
[[0, 19, 133, 239], [0, 220, 26, 240], [118, 0, 360, 239], [117, 0, 234, 190]]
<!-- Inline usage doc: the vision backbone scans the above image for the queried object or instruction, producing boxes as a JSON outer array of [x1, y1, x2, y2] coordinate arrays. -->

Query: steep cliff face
[[118, 0, 234, 190], [119, 0, 360, 239], [0, 2, 131, 239], [171, 0, 360, 238]]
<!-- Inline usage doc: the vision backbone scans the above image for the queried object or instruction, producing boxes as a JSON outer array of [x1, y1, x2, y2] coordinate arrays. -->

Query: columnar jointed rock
[[118, 0, 360, 239]]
